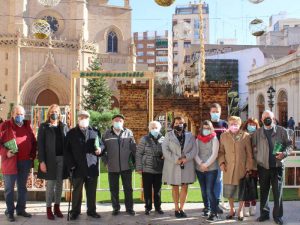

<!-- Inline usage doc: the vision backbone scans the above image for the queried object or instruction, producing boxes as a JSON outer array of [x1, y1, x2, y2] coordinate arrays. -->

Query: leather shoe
[[6, 213, 15, 222], [69, 212, 78, 220], [155, 209, 164, 214], [257, 215, 270, 222], [126, 209, 136, 216], [17, 211, 32, 218], [274, 218, 283, 225], [145, 210, 150, 215], [112, 210, 119, 216], [87, 212, 101, 218]]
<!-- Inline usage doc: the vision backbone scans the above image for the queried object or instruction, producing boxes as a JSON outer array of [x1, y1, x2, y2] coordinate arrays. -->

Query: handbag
[[145, 136, 164, 171], [238, 173, 258, 201]]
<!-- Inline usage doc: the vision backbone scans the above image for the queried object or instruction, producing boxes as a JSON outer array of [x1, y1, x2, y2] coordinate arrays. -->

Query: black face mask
[[263, 117, 272, 126], [50, 113, 59, 121], [174, 124, 184, 132]]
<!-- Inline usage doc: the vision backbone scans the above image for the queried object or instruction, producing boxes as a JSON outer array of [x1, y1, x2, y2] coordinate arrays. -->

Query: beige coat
[[218, 130, 253, 185]]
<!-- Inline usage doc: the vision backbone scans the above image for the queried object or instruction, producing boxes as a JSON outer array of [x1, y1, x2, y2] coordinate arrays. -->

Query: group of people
[[0, 103, 292, 225]]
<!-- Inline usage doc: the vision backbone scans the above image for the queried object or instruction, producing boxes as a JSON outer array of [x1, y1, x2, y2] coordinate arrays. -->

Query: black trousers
[[108, 170, 133, 211], [257, 165, 283, 219], [71, 176, 98, 215], [142, 172, 162, 211]]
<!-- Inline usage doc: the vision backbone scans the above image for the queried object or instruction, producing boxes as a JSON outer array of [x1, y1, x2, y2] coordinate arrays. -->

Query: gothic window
[[107, 31, 118, 53]]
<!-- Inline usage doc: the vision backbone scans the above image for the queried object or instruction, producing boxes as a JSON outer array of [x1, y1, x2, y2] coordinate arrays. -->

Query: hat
[[78, 110, 90, 118], [112, 114, 125, 120]]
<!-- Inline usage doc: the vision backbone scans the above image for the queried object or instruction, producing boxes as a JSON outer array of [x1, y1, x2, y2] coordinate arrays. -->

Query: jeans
[[108, 170, 133, 211], [3, 160, 32, 215], [196, 169, 218, 214], [214, 168, 222, 205], [142, 172, 162, 211]]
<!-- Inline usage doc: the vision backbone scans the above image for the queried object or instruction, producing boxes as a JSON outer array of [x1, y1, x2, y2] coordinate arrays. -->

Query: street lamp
[[267, 86, 276, 111]]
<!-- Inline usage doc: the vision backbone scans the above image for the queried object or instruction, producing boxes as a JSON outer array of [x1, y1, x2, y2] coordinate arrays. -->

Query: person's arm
[[245, 134, 253, 171], [218, 133, 226, 166], [135, 137, 146, 172], [252, 131, 258, 162], [64, 132, 76, 170], [162, 133, 179, 163], [194, 140, 203, 165], [282, 127, 293, 158], [184, 135, 197, 161], [37, 124, 46, 163], [202, 137, 219, 167], [30, 124, 37, 160], [101, 131, 108, 165]]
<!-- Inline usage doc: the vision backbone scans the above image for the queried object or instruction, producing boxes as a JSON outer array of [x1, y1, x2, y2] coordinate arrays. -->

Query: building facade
[[0, 0, 134, 118]]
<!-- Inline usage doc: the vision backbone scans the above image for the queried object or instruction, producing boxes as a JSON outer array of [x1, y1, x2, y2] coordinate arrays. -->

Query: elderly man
[[65, 110, 103, 220], [0, 105, 37, 222], [252, 110, 292, 225], [102, 114, 136, 216]]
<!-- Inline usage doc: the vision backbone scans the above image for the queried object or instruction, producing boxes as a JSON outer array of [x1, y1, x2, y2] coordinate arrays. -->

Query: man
[[253, 110, 292, 225], [65, 110, 102, 220], [208, 103, 227, 215], [102, 114, 136, 216], [0, 105, 37, 222], [287, 117, 295, 130]]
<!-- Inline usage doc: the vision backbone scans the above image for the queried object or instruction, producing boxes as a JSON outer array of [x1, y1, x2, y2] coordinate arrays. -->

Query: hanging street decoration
[[38, 0, 61, 7], [32, 19, 51, 39], [154, 0, 175, 7]]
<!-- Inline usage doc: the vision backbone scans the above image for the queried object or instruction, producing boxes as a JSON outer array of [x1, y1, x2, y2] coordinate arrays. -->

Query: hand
[[40, 162, 47, 173], [6, 151, 15, 158], [95, 147, 102, 156], [200, 164, 208, 172], [276, 152, 285, 160], [181, 157, 187, 164], [220, 163, 227, 172], [176, 159, 182, 165]]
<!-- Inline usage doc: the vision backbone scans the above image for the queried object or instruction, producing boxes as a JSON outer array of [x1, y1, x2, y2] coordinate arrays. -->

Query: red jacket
[[0, 119, 37, 175]]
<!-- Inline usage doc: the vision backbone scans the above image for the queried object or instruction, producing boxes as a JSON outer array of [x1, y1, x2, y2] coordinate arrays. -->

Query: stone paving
[[0, 201, 300, 225]]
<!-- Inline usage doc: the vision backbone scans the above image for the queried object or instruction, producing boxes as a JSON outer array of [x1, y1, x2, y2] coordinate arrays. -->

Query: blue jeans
[[214, 167, 222, 204], [3, 160, 31, 215], [196, 169, 218, 214]]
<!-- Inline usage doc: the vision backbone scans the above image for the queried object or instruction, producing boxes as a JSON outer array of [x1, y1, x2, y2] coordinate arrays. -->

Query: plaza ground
[[0, 201, 300, 225]]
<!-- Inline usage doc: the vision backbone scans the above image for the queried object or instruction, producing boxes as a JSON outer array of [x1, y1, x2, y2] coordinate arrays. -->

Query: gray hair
[[11, 105, 25, 116], [148, 121, 162, 131], [262, 110, 274, 118]]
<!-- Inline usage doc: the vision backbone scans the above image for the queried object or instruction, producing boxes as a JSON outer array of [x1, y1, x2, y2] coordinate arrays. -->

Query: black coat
[[64, 126, 102, 178], [37, 122, 68, 180]]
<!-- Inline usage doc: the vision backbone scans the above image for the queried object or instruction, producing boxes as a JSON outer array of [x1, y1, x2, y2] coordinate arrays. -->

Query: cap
[[77, 110, 90, 118], [112, 114, 125, 120]]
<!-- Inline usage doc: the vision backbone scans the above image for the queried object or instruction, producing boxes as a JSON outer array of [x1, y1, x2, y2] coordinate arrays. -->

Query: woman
[[136, 121, 164, 215], [37, 104, 68, 220], [241, 118, 260, 217], [195, 120, 219, 222], [162, 116, 197, 218], [218, 116, 253, 221]]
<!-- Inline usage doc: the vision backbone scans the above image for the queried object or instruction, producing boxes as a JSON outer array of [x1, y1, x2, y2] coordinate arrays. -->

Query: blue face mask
[[113, 121, 123, 130], [15, 115, 24, 124], [247, 125, 256, 133], [210, 112, 220, 121], [202, 129, 211, 136], [150, 129, 160, 137]]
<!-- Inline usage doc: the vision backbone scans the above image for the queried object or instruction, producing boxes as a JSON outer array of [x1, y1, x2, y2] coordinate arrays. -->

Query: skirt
[[223, 184, 239, 199]]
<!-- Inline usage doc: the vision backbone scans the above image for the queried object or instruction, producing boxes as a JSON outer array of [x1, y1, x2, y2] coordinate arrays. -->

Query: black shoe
[[87, 212, 101, 218], [226, 211, 236, 220], [70, 212, 78, 220], [202, 209, 210, 217], [274, 218, 283, 225], [180, 210, 187, 218], [6, 213, 15, 222], [237, 216, 244, 221], [217, 205, 224, 214], [17, 211, 32, 218], [145, 210, 150, 215], [257, 215, 270, 222], [206, 213, 219, 222], [175, 210, 181, 218], [126, 209, 136, 216], [155, 209, 164, 214], [112, 210, 119, 216]]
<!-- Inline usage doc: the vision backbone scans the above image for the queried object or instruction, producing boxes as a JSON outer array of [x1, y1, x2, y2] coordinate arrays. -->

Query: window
[[157, 50, 168, 55], [156, 56, 168, 62], [147, 59, 155, 64], [137, 44, 144, 49], [107, 31, 118, 53], [184, 41, 191, 48], [147, 43, 155, 48], [194, 19, 200, 29], [148, 67, 155, 71], [137, 59, 144, 63], [184, 19, 191, 24], [5, 84, 8, 91], [5, 53, 8, 60], [137, 51, 144, 56], [173, 42, 178, 48], [147, 51, 155, 56], [42, 16, 59, 33]]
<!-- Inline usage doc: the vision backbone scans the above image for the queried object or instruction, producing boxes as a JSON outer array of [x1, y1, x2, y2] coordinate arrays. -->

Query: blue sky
[[109, 0, 300, 45]]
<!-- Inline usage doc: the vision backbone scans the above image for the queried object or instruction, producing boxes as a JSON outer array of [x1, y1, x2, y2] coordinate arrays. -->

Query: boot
[[47, 207, 55, 220], [54, 204, 64, 218]]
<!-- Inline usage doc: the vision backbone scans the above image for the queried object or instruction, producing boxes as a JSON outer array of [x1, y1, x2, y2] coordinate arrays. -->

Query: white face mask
[[79, 119, 89, 128]]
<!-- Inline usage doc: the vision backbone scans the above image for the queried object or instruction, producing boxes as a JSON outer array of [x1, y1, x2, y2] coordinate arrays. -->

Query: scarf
[[197, 132, 216, 143]]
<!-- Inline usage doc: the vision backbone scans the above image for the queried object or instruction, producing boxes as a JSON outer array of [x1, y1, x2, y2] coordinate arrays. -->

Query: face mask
[[15, 115, 24, 124], [210, 112, 220, 121], [113, 121, 123, 130], [202, 129, 211, 136], [263, 117, 273, 126], [79, 119, 89, 128], [50, 113, 58, 121], [150, 129, 160, 137], [247, 125, 256, 133], [229, 124, 240, 133], [174, 124, 184, 132]]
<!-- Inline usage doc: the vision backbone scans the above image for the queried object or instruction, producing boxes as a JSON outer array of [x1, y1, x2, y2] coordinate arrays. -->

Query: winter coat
[[37, 122, 68, 180], [218, 130, 253, 185], [162, 131, 197, 185], [136, 134, 164, 174]]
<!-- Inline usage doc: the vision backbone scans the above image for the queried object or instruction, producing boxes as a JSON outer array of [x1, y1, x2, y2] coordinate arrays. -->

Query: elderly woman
[[195, 120, 219, 222], [136, 121, 164, 215], [37, 104, 68, 220], [218, 116, 253, 221], [162, 116, 197, 218], [241, 118, 260, 217]]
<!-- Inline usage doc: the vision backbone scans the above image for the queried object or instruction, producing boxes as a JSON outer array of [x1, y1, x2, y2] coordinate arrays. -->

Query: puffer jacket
[[136, 134, 164, 174]]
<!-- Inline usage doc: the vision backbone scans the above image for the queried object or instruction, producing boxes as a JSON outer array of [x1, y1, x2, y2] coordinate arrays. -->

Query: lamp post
[[267, 86, 276, 112]]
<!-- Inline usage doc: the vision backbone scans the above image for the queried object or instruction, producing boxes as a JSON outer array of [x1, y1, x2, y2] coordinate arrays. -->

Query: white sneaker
[[250, 205, 256, 216], [243, 207, 250, 217]]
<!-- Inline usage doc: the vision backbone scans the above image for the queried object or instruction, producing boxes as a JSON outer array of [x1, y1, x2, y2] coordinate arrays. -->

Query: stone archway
[[257, 94, 265, 121], [277, 90, 288, 127], [36, 89, 60, 106]]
